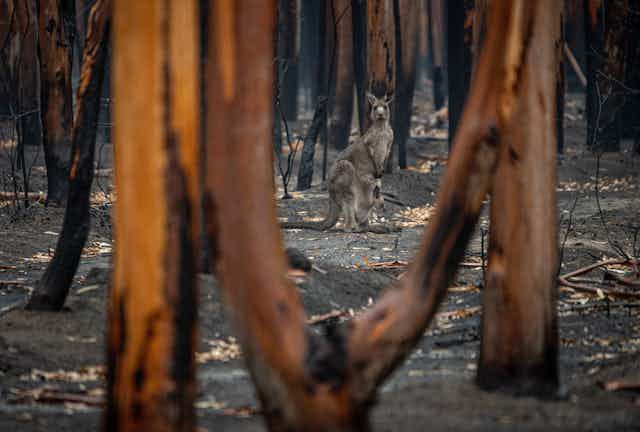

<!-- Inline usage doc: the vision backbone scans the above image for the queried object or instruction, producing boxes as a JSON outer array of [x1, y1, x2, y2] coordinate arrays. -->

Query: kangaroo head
[[367, 92, 392, 122]]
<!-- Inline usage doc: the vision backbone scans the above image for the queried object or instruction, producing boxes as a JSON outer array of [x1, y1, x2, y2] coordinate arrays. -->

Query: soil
[[1, 82, 639, 431]]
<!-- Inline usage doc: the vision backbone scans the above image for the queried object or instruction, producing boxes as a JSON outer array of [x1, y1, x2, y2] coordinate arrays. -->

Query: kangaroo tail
[[281, 200, 340, 231]]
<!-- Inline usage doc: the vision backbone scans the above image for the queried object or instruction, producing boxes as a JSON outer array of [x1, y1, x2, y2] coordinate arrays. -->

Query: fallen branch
[[563, 42, 586, 87], [599, 378, 640, 392], [558, 278, 640, 300], [558, 259, 640, 299], [381, 193, 407, 207], [307, 310, 348, 325]]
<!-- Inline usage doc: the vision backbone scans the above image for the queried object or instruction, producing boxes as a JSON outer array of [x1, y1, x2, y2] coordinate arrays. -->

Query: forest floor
[[0, 84, 639, 431]]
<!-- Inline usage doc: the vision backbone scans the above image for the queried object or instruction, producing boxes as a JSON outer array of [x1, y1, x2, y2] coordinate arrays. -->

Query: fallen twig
[[307, 310, 348, 325], [599, 378, 640, 392]]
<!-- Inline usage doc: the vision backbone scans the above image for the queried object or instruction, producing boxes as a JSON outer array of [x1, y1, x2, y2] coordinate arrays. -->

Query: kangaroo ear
[[385, 93, 394, 104], [366, 92, 377, 105]]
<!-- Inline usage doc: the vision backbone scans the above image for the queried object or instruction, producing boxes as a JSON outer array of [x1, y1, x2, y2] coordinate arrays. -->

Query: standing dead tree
[[26, 0, 110, 311], [478, 0, 562, 395], [0, 0, 41, 209], [393, 0, 419, 169], [427, 0, 446, 110], [584, 0, 638, 152], [328, 0, 354, 152], [38, 0, 74, 205], [206, 0, 559, 429], [447, 0, 474, 149], [106, 0, 201, 430]]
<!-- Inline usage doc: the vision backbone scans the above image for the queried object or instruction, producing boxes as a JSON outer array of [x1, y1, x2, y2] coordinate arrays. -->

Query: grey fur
[[282, 93, 394, 232]]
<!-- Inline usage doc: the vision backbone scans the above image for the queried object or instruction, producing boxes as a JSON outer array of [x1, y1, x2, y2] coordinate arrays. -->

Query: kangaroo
[[282, 93, 395, 233]]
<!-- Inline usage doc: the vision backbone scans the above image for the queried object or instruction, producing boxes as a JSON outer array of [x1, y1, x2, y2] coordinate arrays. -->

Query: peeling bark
[[107, 0, 201, 430], [477, 0, 561, 396]]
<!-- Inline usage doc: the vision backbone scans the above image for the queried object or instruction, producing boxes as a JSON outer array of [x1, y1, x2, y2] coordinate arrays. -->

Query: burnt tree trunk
[[26, 0, 110, 312], [205, 0, 552, 429], [38, 0, 74, 205], [278, 0, 299, 122], [352, 0, 367, 133], [297, 97, 328, 190], [106, 0, 201, 430], [328, 0, 354, 151], [447, 0, 474, 149], [393, 0, 419, 169], [365, 0, 394, 121], [366, 0, 395, 172], [16, 0, 42, 150], [477, 0, 561, 396], [584, 0, 635, 152], [427, 0, 446, 110]]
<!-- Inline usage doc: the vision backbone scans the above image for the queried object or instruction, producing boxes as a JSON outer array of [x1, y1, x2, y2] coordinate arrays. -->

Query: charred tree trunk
[[297, 97, 328, 190], [352, 0, 367, 133], [206, 0, 553, 428], [1, 0, 42, 150], [328, 0, 354, 151], [447, 0, 474, 149], [366, 0, 395, 172], [106, 0, 200, 430], [278, 0, 299, 122], [26, 0, 110, 312], [38, 0, 74, 205], [621, 7, 640, 142], [16, 0, 42, 150], [584, 0, 634, 153], [427, 0, 446, 110], [393, 0, 419, 169], [477, 0, 561, 396]]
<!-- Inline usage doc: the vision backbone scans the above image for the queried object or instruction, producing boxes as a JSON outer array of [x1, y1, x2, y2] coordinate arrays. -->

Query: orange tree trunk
[[38, 0, 74, 205], [328, 0, 354, 151], [365, 0, 394, 128], [477, 0, 562, 396], [393, 0, 419, 169], [106, 0, 201, 430], [204, 0, 554, 429], [26, 0, 110, 312], [447, 0, 474, 149]]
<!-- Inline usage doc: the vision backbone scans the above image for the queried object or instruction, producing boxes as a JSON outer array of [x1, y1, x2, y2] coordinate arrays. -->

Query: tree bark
[[328, 0, 354, 151], [427, 0, 446, 110], [1, 0, 42, 150], [106, 0, 201, 430], [205, 0, 554, 428], [277, 0, 299, 122], [352, 0, 367, 133], [365, 0, 394, 130], [477, 0, 561, 396], [26, 0, 110, 312], [297, 97, 328, 190], [393, 0, 419, 169], [447, 0, 474, 149], [38, 0, 74, 205]]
